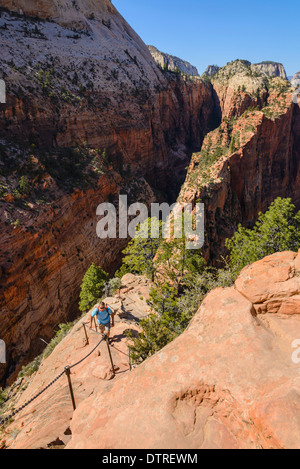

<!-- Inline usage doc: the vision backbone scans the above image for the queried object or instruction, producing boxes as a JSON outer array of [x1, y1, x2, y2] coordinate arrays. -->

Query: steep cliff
[[202, 65, 220, 77], [253, 61, 288, 79], [0, 4, 218, 383], [180, 60, 300, 264], [203, 61, 288, 81], [292, 72, 300, 87], [148, 45, 199, 76], [2, 252, 300, 449]]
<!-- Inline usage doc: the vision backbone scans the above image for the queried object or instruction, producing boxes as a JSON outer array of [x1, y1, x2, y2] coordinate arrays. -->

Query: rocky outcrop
[[4, 252, 299, 449], [204, 61, 288, 81], [0, 4, 218, 384], [148, 45, 199, 76], [202, 65, 220, 77], [253, 62, 288, 80], [180, 61, 300, 264], [292, 72, 300, 87]]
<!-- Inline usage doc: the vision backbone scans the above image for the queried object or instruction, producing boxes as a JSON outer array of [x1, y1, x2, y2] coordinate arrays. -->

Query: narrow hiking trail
[[1, 274, 151, 449]]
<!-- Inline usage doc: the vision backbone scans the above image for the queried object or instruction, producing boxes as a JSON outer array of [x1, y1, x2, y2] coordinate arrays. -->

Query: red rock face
[[0, 78, 217, 384], [0, 7, 218, 384], [180, 80, 300, 264]]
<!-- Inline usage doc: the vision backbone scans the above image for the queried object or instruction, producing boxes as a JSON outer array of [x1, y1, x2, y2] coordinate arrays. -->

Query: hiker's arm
[[90, 310, 95, 329], [107, 305, 115, 327]]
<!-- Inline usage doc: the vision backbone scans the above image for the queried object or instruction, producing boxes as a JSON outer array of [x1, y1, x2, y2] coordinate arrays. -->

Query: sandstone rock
[[235, 251, 299, 309], [92, 364, 109, 380], [202, 65, 220, 77], [3, 275, 150, 449], [253, 62, 288, 80], [148, 45, 199, 76], [65, 252, 300, 449], [179, 59, 300, 265], [0, 0, 117, 28], [292, 72, 300, 87], [0, 2, 217, 384]]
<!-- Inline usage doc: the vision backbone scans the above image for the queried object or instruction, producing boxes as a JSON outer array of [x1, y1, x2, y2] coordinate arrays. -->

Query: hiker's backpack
[[97, 306, 109, 316]]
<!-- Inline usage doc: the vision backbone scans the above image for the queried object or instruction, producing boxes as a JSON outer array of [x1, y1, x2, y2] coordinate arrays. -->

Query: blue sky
[[113, 0, 299, 77]]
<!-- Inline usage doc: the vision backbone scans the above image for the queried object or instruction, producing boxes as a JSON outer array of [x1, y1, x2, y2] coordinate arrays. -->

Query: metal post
[[93, 317, 98, 332], [128, 348, 132, 372], [65, 366, 76, 411], [82, 323, 89, 346], [106, 337, 115, 377]]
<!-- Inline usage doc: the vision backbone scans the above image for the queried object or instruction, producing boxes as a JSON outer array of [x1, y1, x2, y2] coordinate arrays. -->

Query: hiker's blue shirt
[[92, 306, 113, 325]]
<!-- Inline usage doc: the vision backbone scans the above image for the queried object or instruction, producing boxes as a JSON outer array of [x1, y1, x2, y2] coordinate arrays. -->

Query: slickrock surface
[[2, 274, 151, 449], [66, 252, 300, 449]]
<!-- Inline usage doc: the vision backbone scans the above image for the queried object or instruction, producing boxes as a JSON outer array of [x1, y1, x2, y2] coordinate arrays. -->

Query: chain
[[0, 369, 65, 427], [0, 334, 105, 428]]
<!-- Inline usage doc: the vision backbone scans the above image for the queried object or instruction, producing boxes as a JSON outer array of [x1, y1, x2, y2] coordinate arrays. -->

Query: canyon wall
[[180, 61, 300, 264], [0, 4, 218, 383], [292, 72, 300, 87], [148, 45, 199, 76], [253, 61, 287, 79], [0, 5, 299, 388]]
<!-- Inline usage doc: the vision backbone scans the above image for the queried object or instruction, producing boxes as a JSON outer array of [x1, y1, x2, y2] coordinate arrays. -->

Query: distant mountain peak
[[148, 45, 199, 76], [253, 61, 287, 79], [203, 59, 288, 81], [291, 72, 300, 86]]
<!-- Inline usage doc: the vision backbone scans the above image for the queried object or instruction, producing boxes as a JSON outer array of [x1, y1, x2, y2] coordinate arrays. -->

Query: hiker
[[90, 301, 115, 340]]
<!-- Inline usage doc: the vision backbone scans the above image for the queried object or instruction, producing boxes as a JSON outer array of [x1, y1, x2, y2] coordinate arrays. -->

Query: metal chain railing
[[0, 369, 66, 428], [87, 322, 134, 370], [0, 332, 106, 428]]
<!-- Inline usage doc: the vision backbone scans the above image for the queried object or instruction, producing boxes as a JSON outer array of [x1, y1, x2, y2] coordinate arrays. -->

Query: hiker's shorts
[[99, 322, 111, 333]]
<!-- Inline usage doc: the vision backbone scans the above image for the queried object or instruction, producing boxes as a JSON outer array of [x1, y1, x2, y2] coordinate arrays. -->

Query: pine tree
[[127, 314, 177, 364], [226, 197, 300, 274], [117, 217, 163, 281], [79, 264, 109, 312]]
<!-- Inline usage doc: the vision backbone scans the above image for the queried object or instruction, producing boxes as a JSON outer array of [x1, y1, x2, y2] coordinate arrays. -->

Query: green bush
[[79, 264, 109, 312], [226, 197, 300, 274], [116, 218, 163, 281]]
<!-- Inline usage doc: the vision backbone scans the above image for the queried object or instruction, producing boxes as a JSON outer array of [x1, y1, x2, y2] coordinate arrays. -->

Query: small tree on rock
[[79, 263, 109, 312]]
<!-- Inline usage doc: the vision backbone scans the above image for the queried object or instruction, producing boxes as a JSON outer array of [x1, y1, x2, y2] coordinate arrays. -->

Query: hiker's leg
[[105, 323, 111, 340]]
